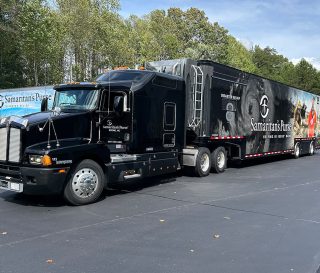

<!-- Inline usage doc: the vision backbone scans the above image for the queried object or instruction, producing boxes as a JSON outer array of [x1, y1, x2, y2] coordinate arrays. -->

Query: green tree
[[56, 0, 120, 81], [167, 8, 229, 62], [252, 46, 292, 82], [17, 0, 64, 85], [312, 72, 320, 95], [279, 62, 296, 87], [1, 2, 319, 92], [224, 36, 256, 73], [293, 58, 318, 91], [0, 0, 25, 88]]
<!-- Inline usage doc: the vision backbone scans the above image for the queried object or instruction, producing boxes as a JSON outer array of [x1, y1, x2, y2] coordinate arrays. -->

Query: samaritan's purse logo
[[260, 95, 269, 118], [0, 95, 4, 108], [250, 94, 292, 132]]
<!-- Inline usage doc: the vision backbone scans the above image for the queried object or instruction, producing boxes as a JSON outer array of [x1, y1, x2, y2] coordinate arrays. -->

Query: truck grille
[[0, 128, 7, 161], [0, 127, 21, 163], [9, 128, 21, 162]]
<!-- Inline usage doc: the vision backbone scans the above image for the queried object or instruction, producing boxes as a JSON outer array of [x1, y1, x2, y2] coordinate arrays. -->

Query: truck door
[[163, 102, 176, 148], [99, 90, 131, 146]]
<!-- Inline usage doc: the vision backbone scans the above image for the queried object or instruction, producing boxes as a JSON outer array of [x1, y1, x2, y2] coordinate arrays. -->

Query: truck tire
[[211, 147, 227, 173], [309, 141, 315, 156], [194, 147, 211, 177], [64, 159, 105, 205], [294, 143, 300, 159]]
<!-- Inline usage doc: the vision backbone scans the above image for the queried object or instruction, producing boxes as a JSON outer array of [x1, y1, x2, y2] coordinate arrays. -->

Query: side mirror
[[113, 96, 124, 114], [52, 107, 61, 116], [41, 97, 48, 112]]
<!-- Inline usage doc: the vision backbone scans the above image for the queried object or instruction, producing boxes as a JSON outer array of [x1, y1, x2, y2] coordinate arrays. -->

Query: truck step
[[123, 173, 142, 180]]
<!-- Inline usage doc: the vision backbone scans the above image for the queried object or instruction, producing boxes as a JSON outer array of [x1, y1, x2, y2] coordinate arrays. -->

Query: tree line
[[1, 0, 320, 95]]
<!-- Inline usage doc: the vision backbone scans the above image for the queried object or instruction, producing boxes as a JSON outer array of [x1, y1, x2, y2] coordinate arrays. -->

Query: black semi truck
[[0, 59, 319, 205]]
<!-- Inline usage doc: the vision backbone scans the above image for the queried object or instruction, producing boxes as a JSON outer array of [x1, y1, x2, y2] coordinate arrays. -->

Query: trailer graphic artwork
[[291, 91, 318, 138], [208, 68, 319, 155]]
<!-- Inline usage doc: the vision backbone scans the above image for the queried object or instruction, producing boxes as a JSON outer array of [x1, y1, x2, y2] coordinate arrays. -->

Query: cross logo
[[260, 95, 269, 118]]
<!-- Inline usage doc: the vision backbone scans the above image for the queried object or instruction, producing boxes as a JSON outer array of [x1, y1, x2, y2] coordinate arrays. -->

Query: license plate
[[0, 179, 23, 192], [10, 182, 22, 192]]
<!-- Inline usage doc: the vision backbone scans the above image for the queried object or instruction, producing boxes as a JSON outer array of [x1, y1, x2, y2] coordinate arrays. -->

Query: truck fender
[[182, 148, 199, 167]]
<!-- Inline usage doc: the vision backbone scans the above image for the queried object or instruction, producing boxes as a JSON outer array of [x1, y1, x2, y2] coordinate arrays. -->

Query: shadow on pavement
[[1, 152, 317, 207], [0, 191, 66, 207]]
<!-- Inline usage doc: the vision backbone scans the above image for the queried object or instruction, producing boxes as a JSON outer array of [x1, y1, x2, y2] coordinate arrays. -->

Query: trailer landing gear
[[211, 147, 227, 173]]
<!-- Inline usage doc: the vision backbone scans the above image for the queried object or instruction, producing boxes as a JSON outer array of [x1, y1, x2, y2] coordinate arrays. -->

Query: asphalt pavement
[[1, 153, 320, 273]]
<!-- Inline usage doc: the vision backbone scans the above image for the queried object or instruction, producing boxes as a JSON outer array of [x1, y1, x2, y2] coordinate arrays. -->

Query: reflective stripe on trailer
[[210, 136, 245, 140], [245, 150, 294, 158], [294, 137, 316, 141]]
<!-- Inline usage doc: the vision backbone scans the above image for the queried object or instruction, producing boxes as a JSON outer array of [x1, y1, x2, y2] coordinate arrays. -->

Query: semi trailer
[[0, 59, 319, 205]]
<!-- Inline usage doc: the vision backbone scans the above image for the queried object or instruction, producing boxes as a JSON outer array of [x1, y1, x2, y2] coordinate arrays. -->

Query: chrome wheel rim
[[310, 142, 314, 154], [217, 151, 225, 169], [200, 153, 210, 172], [72, 168, 98, 198]]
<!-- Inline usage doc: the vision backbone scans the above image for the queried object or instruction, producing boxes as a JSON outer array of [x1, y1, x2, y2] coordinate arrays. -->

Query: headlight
[[29, 155, 43, 165], [29, 155, 52, 166]]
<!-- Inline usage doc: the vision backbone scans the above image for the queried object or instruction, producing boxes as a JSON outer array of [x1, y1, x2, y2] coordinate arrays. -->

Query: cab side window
[[163, 102, 176, 131], [101, 91, 129, 112]]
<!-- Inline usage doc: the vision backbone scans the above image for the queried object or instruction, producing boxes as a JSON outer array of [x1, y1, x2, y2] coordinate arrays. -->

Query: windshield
[[53, 89, 99, 111]]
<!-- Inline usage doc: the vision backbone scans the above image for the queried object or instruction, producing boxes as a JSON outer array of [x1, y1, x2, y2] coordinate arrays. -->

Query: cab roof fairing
[[53, 82, 99, 91], [53, 70, 184, 92]]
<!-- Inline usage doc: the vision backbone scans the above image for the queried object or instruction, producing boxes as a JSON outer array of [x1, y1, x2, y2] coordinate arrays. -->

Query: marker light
[[42, 155, 52, 166]]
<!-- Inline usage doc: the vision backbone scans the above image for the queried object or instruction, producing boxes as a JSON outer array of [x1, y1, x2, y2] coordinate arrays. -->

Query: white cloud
[[237, 38, 254, 50], [291, 57, 320, 71]]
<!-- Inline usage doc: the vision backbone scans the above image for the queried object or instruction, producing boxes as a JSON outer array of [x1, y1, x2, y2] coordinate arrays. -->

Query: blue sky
[[119, 0, 320, 69]]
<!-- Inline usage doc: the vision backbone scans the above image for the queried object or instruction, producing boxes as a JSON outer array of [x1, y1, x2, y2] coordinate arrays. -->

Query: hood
[[22, 110, 94, 150], [24, 110, 89, 126]]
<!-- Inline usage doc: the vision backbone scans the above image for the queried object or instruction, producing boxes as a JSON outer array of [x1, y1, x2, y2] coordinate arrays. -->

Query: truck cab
[[0, 70, 185, 205]]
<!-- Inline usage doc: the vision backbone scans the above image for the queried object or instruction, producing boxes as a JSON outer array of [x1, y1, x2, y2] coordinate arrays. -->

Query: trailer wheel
[[194, 147, 211, 177], [294, 143, 300, 159], [64, 159, 104, 205], [211, 147, 227, 173], [309, 141, 315, 156]]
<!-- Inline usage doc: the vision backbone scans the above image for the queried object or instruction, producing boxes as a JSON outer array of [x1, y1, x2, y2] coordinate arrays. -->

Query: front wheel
[[211, 147, 227, 173], [64, 159, 105, 205]]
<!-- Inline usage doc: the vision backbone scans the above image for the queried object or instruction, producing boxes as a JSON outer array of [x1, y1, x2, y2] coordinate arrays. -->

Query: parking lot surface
[[1, 153, 320, 273]]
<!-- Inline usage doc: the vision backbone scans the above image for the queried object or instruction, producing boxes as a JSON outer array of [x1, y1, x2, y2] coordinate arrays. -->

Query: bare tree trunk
[[33, 43, 38, 86], [34, 58, 38, 86]]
